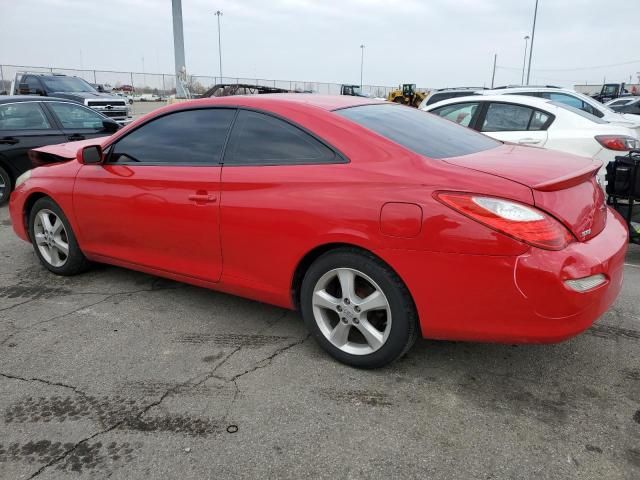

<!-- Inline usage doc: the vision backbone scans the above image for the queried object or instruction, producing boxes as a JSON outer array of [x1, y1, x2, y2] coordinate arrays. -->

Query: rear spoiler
[[533, 162, 602, 192]]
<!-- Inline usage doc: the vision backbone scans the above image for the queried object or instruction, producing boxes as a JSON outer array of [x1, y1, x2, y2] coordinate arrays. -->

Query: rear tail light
[[564, 274, 607, 292], [435, 192, 574, 250], [595, 135, 640, 151]]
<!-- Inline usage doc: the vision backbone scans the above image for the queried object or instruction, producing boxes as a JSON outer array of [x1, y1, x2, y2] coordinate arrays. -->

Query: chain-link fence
[[0, 64, 398, 99]]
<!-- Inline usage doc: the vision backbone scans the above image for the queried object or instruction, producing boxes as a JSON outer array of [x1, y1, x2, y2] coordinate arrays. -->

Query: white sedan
[[423, 94, 640, 181]]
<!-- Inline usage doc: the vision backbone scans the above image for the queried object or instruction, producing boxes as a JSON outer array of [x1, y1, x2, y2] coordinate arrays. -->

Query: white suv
[[482, 86, 640, 137]]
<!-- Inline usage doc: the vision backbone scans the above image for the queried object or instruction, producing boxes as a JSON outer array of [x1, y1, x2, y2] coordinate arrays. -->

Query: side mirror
[[102, 120, 120, 133], [79, 145, 103, 165]]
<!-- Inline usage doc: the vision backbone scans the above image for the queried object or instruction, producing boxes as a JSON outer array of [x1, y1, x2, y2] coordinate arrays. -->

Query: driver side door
[[73, 107, 236, 282]]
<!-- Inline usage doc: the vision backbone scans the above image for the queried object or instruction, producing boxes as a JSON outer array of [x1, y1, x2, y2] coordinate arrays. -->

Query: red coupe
[[9, 95, 628, 368]]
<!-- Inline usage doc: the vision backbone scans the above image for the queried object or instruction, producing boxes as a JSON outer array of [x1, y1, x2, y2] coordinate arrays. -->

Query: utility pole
[[521, 36, 530, 85], [215, 10, 223, 80], [491, 54, 497, 88], [360, 44, 365, 88], [526, 0, 539, 85], [172, 0, 188, 98]]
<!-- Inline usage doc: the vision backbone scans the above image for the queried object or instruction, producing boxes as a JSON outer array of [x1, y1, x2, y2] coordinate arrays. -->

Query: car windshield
[[335, 103, 501, 159], [40, 76, 96, 93], [550, 101, 608, 124]]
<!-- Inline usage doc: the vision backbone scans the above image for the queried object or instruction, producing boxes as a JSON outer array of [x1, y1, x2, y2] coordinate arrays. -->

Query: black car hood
[[49, 91, 124, 102]]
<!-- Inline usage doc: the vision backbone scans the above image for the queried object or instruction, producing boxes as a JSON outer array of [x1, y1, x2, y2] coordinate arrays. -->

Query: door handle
[[0, 136, 19, 145], [188, 192, 217, 204], [67, 134, 85, 141], [518, 138, 542, 145]]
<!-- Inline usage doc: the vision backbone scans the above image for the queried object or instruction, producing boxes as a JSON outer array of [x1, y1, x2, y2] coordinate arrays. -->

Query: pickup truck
[[12, 73, 132, 125]]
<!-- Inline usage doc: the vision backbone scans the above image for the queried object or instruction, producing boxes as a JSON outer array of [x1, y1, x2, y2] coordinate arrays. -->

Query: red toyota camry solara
[[9, 95, 628, 368]]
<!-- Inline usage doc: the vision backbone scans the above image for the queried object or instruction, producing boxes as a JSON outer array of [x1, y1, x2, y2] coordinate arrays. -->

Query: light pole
[[526, 0, 539, 85], [521, 35, 530, 85], [360, 44, 365, 88], [215, 10, 223, 80], [172, 0, 188, 98]]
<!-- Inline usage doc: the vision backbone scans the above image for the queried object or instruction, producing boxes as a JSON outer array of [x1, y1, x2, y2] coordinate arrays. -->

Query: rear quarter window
[[335, 104, 500, 159]]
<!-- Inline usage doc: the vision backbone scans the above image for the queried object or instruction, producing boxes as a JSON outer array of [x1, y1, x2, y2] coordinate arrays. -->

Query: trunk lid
[[444, 144, 607, 242]]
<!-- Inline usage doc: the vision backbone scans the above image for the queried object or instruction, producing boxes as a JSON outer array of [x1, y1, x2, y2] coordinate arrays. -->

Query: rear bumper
[[377, 208, 628, 343]]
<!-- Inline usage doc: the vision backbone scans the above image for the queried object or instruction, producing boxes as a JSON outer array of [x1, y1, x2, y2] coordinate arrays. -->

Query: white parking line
[[624, 263, 640, 268]]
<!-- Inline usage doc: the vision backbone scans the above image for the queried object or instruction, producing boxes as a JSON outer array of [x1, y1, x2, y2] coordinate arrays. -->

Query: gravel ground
[[0, 204, 638, 479]]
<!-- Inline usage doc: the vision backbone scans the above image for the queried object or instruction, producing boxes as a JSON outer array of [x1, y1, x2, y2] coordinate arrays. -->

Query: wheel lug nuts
[[336, 305, 342, 312], [353, 318, 359, 324], [344, 298, 350, 305], [341, 317, 348, 324], [354, 306, 361, 312]]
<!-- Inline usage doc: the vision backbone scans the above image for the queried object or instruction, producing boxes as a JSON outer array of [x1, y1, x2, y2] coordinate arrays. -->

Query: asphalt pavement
[[0, 204, 639, 479]]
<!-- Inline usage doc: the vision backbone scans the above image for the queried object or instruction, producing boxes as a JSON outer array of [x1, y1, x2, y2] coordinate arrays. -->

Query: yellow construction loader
[[386, 84, 427, 108]]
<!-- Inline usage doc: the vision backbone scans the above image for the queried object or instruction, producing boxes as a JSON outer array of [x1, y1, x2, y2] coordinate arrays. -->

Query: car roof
[[484, 86, 575, 94], [425, 94, 555, 110], [0, 95, 74, 104], [166, 94, 385, 112]]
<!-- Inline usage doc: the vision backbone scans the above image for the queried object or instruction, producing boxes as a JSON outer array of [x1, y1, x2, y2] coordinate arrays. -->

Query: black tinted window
[[336, 104, 500, 159], [110, 108, 235, 164], [224, 110, 337, 165]]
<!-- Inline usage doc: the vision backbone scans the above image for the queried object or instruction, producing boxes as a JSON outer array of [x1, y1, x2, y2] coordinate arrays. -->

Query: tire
[[300, 248, 418, 368], [0, 166, 11, 205], [28, 197, 90, 276]]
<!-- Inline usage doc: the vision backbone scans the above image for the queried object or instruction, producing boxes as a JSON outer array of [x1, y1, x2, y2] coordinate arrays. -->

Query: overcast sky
[[1, 0, 639, 88]]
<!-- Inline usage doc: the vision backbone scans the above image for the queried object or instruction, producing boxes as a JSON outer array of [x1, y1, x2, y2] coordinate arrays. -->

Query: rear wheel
[[28, 197, 90, 276], [0, 166, 11, 204], [300, 248, 418, 368]]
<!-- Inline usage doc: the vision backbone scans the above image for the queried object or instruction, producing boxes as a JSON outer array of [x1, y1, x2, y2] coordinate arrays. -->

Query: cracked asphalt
[[0, 204, 639, 480]]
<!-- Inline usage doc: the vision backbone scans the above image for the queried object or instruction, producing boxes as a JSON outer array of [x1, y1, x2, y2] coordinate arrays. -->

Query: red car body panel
[[9, 95, 628, 343]]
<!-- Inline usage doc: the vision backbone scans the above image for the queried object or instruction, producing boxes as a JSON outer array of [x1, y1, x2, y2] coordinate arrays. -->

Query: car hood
[[49, 91, 125, 102], [29, 138, 109, 167]]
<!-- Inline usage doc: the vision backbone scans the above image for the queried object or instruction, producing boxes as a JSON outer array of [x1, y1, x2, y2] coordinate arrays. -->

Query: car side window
[[23, 76, 43, 94], [431, 102, 480, 127], [482, 103, 535, 132], [529, 110, 551, 130], [224, 110, 337, 165], [109, 108, 236, 164], [0, 103, 52, 130], [543, 92, 584, 110], [48, 102, 105, 129]]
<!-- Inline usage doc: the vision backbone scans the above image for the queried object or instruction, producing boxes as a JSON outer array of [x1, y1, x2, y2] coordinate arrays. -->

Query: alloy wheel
[[312, 267, 392, 355], [33, 209, 69, 268]]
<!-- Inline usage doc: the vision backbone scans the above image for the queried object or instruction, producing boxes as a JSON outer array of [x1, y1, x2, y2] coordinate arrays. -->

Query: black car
[[0, 96, 119, 204], [607, 97, 640, 115], [15, 74, 131, 125]]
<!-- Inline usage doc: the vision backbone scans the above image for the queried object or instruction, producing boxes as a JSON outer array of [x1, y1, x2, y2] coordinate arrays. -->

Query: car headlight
[[15, 170, 31, 188]]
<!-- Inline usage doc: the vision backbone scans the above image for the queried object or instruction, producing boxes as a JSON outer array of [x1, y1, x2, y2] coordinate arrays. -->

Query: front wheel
[[28, 197, 90, 276], [0, 166, 11, 204], [300, 248, 418, 368]]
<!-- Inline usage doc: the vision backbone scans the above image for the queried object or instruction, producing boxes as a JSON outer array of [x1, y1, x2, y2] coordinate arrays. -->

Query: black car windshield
[[41, 76, 96, 93], [335, 103, 500, 159]]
